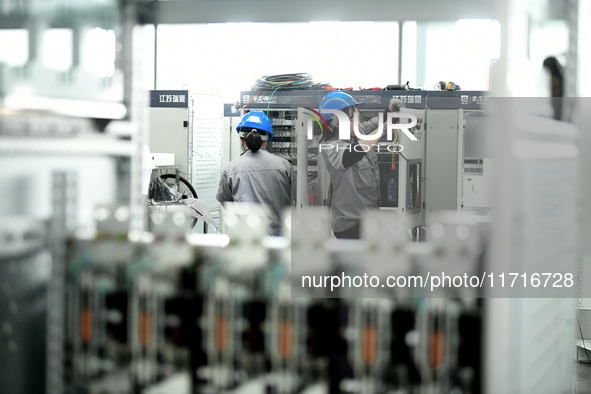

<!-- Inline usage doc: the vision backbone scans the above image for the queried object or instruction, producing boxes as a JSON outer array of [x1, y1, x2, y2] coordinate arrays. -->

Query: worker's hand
[[389, 98, 405, 112]]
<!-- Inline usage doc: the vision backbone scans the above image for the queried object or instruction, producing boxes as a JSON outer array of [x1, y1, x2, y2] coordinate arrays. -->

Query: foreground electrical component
[[60, 204, 487, 394]]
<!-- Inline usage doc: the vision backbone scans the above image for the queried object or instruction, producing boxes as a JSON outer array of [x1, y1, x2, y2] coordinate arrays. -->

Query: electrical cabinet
[[423, 110, 462, 224], [148, 91, 224, 230], [462, 113, 494, 210], [149, 108, 190, 174], [239, 89, 488, 236]]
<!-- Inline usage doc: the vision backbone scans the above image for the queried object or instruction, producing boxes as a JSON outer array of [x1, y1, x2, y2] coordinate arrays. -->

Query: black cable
[[159, 174, 198, 199], [577, 316, 591, 364], [251, 73, 331, 91], [158, 168, 190, 179], [148, 176, 176, 202]]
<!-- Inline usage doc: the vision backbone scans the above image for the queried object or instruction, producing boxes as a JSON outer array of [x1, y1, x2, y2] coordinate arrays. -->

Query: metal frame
[[151, 0, 495, 24], [47, 171, 77, 394]]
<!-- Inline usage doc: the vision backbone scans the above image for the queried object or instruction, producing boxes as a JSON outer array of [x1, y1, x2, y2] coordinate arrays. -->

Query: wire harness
[[251, 73, 331, 90]]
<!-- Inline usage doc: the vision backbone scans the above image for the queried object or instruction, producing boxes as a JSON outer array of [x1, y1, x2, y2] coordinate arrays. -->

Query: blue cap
[[318, 91, 364, 121], [236, 111, 274, 142]]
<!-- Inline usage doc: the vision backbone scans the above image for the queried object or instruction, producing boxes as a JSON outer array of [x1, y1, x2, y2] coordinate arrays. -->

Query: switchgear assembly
[[239, 89, 490, 237]]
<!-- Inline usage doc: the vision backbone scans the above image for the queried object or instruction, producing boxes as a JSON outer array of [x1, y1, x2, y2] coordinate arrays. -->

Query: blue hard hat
[[319, 91, 364, 121], [236, 111, 274, 142]]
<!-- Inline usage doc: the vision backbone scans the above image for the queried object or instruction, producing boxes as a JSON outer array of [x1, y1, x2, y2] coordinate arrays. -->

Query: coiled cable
[[251, 73, 331, 90]]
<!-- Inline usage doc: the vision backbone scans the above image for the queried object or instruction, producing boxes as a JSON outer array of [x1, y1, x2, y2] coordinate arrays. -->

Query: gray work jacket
[[216, 148, 293, 236], [322, 117, 382, 233]]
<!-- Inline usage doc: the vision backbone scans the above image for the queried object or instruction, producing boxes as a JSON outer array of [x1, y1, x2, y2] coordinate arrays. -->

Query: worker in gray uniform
[[319, 91, 403, 239], [216, 110, 293, 236]]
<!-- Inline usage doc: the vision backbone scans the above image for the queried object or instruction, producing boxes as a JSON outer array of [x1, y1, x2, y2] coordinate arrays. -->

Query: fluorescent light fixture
[[3, 94, 127, 119]]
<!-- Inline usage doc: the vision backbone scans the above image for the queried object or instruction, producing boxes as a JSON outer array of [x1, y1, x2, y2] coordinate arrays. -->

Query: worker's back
[[216, 148, 293, 236]]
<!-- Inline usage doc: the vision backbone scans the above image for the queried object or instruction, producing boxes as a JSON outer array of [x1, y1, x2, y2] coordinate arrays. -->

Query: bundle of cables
[[251, 73, 331, 90], [148, 177, 182, 203], [242, 73, 331, 113]]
